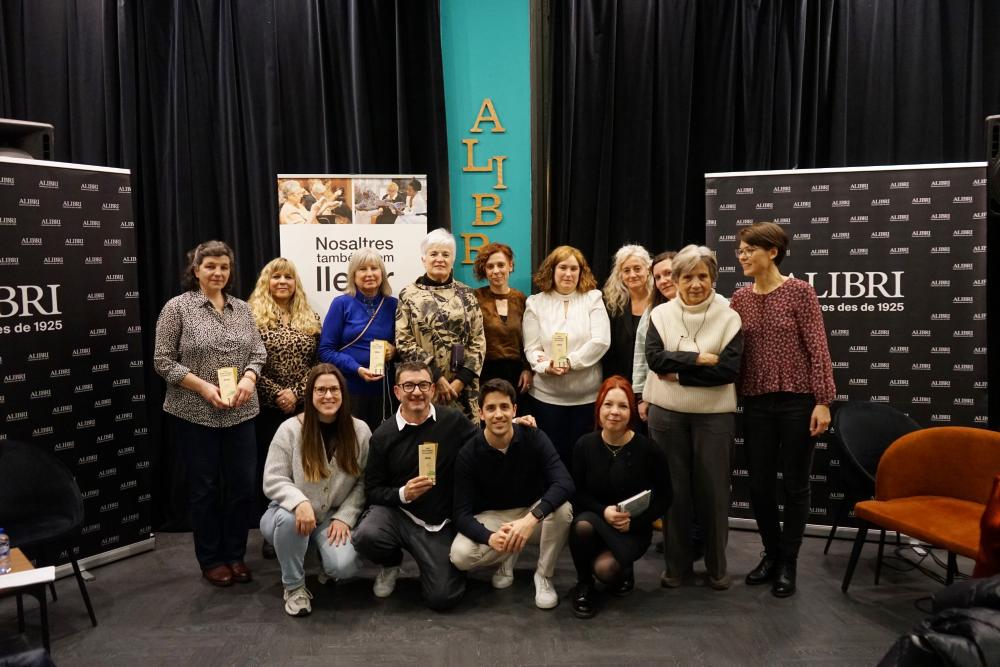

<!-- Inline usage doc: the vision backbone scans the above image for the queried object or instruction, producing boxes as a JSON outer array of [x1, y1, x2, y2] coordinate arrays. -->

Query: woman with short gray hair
[[395, 229, 485, 421], [644, 244, 742, 591]]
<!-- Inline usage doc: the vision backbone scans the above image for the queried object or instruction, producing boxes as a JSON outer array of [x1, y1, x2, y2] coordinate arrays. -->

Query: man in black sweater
[[352, 361, 479, 611], [449, 379, 574, 610]]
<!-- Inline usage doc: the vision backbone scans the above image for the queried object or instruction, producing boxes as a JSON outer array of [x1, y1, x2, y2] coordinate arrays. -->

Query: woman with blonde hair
[[319, 249, 398, 430], [601, 244, 653, 383], [260, 364, 370, 616], [248, 257, 321, 556], [523, 245, 610, 465]]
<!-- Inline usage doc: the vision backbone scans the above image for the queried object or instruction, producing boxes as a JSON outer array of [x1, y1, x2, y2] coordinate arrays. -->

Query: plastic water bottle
[[0, 528, 10, 574]]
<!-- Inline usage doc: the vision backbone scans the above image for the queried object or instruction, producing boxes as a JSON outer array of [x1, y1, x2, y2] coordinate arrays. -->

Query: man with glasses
[[351, 361, 479, 611]]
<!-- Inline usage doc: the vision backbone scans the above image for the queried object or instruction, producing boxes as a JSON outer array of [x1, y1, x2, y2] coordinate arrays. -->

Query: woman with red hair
[[568, 376, 672, 619]]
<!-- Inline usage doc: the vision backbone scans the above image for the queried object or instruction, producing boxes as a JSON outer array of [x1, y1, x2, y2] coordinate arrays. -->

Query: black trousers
[[742, 392, 817, 563], [175, 416, 256, 569], [352, 505, 466, 611]]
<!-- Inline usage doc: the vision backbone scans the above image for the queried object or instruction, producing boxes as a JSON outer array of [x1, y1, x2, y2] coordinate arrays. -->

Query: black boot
[[612, 567, 635, 597], [745, 554, 779, 586], [572, 582, 596, 619], [771, 561, 797, 598]]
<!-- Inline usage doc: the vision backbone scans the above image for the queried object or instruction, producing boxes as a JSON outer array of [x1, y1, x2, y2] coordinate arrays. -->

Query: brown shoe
[[229, 561, 252, 583], [203, 564, 233, 587]]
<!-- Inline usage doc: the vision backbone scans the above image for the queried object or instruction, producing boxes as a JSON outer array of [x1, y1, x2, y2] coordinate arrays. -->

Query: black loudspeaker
[[0, 118, 54, 160], [986, 115, 999, 428]]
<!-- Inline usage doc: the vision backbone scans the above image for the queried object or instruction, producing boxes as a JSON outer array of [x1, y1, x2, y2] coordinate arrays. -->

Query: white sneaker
[[373, 566, 401, 598], [283, 586, 313, 617], [491, 554, 518, 589], [533, 572, 558, 610]]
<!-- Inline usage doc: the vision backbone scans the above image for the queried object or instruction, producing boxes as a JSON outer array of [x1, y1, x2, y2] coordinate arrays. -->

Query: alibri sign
[[705, 162, 988, 526], [0, 157, 153, 563]]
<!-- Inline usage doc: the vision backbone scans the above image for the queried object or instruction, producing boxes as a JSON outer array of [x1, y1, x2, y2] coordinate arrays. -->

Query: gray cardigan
[[263, 415, 371, 527]]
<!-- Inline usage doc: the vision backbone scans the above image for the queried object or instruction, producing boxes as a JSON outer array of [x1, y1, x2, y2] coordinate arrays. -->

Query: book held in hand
[[616, 489, 651, 515], [418, 442, 438, 484], [370, 340, 386, 376], [552, 332, 569, 368], [217, 367, 239, 405]]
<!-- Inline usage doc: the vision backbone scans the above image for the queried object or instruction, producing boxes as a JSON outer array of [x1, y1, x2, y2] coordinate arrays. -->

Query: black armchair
[[824, 401, 921, 582], [0, 441, 97, 627]]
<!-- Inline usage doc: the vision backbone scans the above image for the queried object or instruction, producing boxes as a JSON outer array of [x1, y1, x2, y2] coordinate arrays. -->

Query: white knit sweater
[[643, 292, 741, 414]]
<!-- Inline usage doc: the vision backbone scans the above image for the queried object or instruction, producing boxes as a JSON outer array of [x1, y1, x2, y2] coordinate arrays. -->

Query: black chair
[[824, 402, 921, 581], [0, 441, 98, 627]]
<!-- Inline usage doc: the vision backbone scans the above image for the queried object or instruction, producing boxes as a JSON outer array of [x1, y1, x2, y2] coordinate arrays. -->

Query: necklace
[[678, 300, 711, 352], [604, 441, 624, 457], [603, 430, 632, 457], [359, 293, 379, 317]]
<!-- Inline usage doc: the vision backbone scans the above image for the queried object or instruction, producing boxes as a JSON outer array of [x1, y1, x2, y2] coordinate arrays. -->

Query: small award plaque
[[370, 340, 386, 376], [552, 332, 569, 368], [418, 442, 438, 484], [217, 367, 240, 405]]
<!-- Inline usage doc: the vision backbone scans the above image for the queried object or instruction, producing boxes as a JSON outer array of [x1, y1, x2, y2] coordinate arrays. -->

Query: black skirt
[[573, 510, 653, 565]]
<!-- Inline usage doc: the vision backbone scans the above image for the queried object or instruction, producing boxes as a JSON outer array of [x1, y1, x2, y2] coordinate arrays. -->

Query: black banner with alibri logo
[[705, 163, 988, 526], [0, 157, 152, 562]]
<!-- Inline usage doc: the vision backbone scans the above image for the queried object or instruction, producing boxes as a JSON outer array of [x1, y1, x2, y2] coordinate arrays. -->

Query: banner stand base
[[729, 517, 899, 544], [53, 536, 156, 580]]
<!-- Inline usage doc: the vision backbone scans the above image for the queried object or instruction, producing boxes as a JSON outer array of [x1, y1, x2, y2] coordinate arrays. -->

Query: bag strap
[[339, 297, 385, 352]]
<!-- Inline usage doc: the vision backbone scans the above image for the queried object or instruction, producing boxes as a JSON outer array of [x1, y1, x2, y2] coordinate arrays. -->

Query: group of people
[[278, 177, 427, 225], [152, 220, 834, 619]]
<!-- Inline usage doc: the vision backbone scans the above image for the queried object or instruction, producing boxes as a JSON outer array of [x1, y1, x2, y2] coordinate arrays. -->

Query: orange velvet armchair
[[841, 427, 1000, 592]]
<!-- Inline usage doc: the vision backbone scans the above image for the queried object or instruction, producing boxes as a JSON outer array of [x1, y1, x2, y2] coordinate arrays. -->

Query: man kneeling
[[352, 362, 479, 611], [449, 379, 574, 609]]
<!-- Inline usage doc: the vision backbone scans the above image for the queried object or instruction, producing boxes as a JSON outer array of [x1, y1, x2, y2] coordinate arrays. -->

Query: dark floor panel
[[2, 528, 964, 666]]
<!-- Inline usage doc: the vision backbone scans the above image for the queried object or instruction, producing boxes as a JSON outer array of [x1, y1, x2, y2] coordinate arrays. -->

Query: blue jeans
[[741, 392, 816, 562], [174, 416, 256, 569], [259, 504, 361, 591]]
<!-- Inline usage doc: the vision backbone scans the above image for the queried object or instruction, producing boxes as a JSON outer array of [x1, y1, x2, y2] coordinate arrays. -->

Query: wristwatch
[[530, 507, 545, 521]]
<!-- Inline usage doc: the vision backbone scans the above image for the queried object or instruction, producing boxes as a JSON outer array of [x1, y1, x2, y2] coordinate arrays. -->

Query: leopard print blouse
[[257, 316, 320, 409]]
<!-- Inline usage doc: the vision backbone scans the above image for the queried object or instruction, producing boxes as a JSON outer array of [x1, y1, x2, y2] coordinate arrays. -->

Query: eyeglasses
[[313, 386, 342, 396], [397, 381, 433, 393], [734, 246, 760, 259]]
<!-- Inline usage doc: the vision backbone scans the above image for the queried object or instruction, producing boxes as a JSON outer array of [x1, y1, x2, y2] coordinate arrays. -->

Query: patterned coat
[[395, 276, 486, 421]]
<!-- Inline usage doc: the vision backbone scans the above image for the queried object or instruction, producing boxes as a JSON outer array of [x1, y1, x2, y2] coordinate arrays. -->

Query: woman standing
[[522, 246, 611, 465], [730, 222, 835, 598], [260, 364, 370, 617], [395, 229, 485, 421], [319, 249, 398, 430], [153, 241, 266, 586], [633, 251, 677, 422], [248, 258, 321, 556], [644, 245, 742, 591], [472, 242, 532, 396], [601, 245, 652, 382], [569, 377, 671, 619]]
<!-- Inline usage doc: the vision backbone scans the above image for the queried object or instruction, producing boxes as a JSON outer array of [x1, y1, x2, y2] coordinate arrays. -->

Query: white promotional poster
[[276, 174, 429, 316]]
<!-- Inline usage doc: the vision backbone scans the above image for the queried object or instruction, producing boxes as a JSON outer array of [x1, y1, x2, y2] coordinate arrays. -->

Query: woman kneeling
[[261, 364, 371, 616], [569, 376, 672, 619]]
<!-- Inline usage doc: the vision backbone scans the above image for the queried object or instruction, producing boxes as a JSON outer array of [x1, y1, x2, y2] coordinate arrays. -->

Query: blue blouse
[[319, 292, 398, 396]]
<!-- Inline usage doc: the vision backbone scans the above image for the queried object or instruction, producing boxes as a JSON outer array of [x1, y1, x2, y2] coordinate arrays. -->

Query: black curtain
[[549, 0, 1000, 280], [0, 0, 449, 529]]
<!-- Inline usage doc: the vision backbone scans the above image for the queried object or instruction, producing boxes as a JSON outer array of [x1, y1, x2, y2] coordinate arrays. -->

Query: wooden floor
[[2, 528, 967, 666]]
